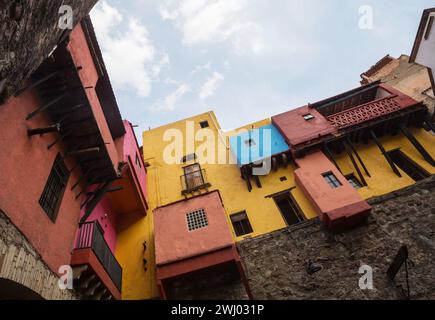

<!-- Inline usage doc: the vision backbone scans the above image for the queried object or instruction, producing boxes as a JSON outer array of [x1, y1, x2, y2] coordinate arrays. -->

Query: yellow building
[[117, 82, 435, 299]]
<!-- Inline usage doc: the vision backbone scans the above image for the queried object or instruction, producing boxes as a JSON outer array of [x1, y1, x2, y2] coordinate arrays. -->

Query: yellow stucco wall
[[334, 128, 435, 199], [118, 110, 435, 300]]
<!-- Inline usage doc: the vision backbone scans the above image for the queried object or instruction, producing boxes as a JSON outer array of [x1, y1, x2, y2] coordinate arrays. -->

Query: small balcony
[[71, 221, 122, 300], [180, 168, 211, 195], [326, 95, 402, 130]]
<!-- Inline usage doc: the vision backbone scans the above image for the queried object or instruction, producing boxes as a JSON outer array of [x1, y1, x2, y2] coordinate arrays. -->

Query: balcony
[[326, 95, 402, 130], [180, 168, 211, 195], [71, 221, 122, 300]]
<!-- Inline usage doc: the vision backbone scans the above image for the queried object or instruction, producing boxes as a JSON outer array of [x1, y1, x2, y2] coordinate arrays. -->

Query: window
[[186, 209, 208, 231], [199, 120, 209, 128], [181, 153, 197, 163], [303, 114, 315, 121], [39, 154, 70, 222], [183, 163, 205, 190], [230, 211, 253, 236], [273, 192, 305, 226], [245, 138, 256, 147], [322, 172, 342, 189], [346, 174, 362, 189], [387, 149, 430, 182], [425, 16, 434, 40], [135, 153, 142, 169]]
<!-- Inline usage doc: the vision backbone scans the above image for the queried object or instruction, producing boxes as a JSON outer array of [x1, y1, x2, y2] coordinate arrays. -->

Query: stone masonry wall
[[0, 209, 76, 300], [237, 176, 435, 300], [0, 0, 98, 102]]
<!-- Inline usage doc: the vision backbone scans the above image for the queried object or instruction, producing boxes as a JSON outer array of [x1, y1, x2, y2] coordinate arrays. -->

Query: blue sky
[[90, 0, 433, 143]]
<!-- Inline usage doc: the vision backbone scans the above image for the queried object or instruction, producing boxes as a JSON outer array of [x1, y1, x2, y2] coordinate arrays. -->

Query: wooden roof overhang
[[25, 42, 120, 190]]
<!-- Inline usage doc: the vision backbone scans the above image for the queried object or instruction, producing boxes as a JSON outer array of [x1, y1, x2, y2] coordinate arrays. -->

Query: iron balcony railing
[[75, 221, 122, 291], [180, 169, 211, 195]]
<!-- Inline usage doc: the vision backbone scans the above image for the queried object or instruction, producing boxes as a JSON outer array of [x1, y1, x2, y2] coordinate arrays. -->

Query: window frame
[[322, 171, 342, 189], [183, 163, 205, 190], [135, 153, 142, 169], [39, 154, 70, 223], [199, 120, 210, 128], [181, 153, 197, 163], [345, 173, 362, 189], [230, 211, 253, 237]]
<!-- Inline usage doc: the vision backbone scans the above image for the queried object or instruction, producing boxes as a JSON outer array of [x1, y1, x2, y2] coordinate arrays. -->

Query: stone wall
[[237, 176, 435, 300], [0, 210, 76, 300], [164, 262, 249, 300], [0, 0, 98, 102]]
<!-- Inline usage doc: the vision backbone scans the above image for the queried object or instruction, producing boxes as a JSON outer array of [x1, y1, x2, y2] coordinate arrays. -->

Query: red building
[[0, 16, 147, 300]]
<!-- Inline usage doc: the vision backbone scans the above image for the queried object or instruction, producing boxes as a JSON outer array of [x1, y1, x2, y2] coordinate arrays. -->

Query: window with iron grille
[[346, 174, 362, 189], [39, 154, 70, 222], [183, 163, 205, 190], [186, 209, 208, 231], [322, 171, 342, 189], [230, 211, 253, 237]]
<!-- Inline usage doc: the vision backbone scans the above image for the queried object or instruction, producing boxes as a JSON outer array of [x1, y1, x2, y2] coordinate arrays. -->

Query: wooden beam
[[343, 140, 367, 186], [26, 92, 68, 120], [252, 175, 262, 188], [424, 118, 435, 133], [14, 69, 65, 96], [398, 123, 435, 166], [27, 123, 60, 136], [80, 180, 115, 223], [72, 265, 89, 280], [323, 142, 342, 173], [66, 147, 100, 157], [369, 130, 402, 177], [345, 136, 371, 177]]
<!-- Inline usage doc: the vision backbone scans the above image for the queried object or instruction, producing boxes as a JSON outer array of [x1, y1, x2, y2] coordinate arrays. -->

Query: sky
[[89, 0, 434, 143]]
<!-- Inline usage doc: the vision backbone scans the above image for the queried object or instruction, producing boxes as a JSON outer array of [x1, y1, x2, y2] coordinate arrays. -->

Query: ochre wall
[[334, 128, 435, 200], [121, 111, 435, 300], [119, 112, 318, 299]]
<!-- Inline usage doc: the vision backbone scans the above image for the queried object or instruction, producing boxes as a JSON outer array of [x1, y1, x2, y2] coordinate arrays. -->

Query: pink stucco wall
[[120, 121, 147, 200], [272, 105, 337, 147], [154, 191, 234, 266], [294, 151, 371, 230], [78, 193, 118, 254]]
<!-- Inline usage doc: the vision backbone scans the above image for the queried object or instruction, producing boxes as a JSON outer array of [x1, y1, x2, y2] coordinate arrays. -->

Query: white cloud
[[151, 83, 191, 112], [91, 1, 168, 97], [191, 62, 211, 75], [159, 0, 264, 55], [199, 72, 224, 100]]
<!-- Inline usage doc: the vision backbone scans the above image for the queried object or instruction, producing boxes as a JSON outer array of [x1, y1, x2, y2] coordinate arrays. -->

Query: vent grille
[[186, 209, 208, 231]]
